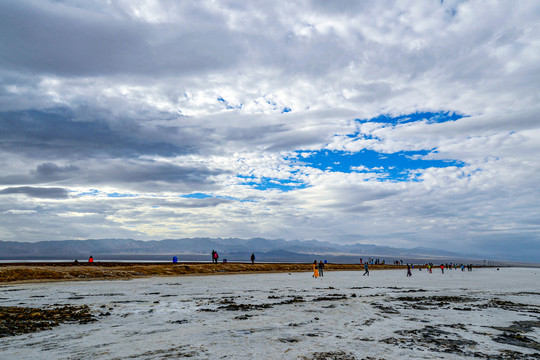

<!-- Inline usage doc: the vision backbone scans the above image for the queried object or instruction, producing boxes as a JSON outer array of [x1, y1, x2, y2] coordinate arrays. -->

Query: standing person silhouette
[[250, 253, 255, 264], [363, 262, 369, 276], [318, 260, 324, 277]]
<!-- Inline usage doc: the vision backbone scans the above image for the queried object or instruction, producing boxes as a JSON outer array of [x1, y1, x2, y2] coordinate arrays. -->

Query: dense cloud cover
[[1, 0, 539, 261]]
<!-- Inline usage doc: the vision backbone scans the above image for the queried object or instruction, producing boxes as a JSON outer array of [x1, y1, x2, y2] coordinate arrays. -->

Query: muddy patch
[[312, 294, 348, 302], [300, 351, 356, 360], [492, 320, 540, 352], [482, 299, 540, 314], [0, 305, 96, 337], [381, 325, 478, 356], [113, 344, 207, 359]]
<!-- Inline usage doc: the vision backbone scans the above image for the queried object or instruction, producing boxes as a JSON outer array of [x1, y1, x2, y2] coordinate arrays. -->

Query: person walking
[[406, 264, 412, 277], [363, 262, 369, 276], [318, 260, 324, 277], [250, 253, 255, 265], [312, 260, 319, 278]]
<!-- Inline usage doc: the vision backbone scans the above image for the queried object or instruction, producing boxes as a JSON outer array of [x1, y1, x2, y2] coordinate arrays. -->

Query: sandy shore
[[0, 262, 407, 284]]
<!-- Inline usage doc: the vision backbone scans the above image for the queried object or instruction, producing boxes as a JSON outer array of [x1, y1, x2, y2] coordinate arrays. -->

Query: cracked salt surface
[[0, 268, 539, 359]]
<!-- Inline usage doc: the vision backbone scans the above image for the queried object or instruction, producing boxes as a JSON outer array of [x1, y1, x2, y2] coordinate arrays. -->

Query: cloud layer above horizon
[[1, 0, 539, 261]]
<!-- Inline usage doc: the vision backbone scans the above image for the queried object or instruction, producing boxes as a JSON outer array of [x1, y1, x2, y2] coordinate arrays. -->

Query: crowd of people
[[360, 258, 385, 265], [408, 262, 474, 275], [81, 252, 476, 278]]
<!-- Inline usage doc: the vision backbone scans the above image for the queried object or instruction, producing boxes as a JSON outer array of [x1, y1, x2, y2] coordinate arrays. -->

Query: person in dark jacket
[[250, 253, 255, 264]]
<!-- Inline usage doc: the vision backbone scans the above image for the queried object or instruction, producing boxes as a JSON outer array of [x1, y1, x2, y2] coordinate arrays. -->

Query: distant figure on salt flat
[[172, 256, 178, 263], [318, 260, 324, 277], [440, 264, 444, 274], [363, 262, 369, 276], [251, 253, 255, 264], [312, 260, 319, 278], [88, 256, 93, 263], [406, 264, 412, 277]]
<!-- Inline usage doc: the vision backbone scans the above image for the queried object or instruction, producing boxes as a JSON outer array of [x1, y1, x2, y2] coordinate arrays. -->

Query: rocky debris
[[492, 320, 540, 352], [312, 294, 348, 301], [300, 351, 356, 360], [494, 350, 540, 360], [380, 324, 540, 359], [201, 296, 306, 312], [277, 296, 305, 305], [371, 303, 400, 314], [395, 295, 479, 306], [483, 299, 540, 314], [218, 302, 273, 311], [493, 320, 540, 334], [493, 332, 540, 352], [278, 337, 300, 343], [381, 325, 478, 356], [234, 314, 253, 320], [116, 344, 207, 359], [0, 305, 96, 337]]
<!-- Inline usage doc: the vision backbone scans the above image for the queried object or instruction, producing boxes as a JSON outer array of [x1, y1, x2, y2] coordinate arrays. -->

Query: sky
[[1, 0, 539, 261]]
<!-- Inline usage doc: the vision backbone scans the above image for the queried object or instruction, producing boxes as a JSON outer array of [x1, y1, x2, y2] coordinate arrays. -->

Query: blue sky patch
[[217, 97, 241, 110], [107, 192, 138, 198], [358, 111, 465, 126], [181, 192, 255, 203], [76, 189, 100, 196], [288, 149, 464, 181], [181, 193, 213, 199], [237, 175, 308, 192]]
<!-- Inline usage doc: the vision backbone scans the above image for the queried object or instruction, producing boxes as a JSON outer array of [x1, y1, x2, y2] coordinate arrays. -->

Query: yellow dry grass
[[0, 262, 406, 284]]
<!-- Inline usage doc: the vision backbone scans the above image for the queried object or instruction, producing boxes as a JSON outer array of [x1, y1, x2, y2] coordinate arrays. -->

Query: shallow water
[[1, 268, 539, 359]]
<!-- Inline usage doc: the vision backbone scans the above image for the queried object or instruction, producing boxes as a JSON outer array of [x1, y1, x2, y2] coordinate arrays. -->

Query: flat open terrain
[[0, 268, 538, 359]]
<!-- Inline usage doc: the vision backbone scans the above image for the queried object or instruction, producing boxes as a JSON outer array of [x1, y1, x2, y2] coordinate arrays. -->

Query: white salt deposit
[[0, 267, 539, 359]]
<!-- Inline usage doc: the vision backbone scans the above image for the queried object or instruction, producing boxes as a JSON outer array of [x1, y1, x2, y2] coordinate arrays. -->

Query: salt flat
[[0, 267, 539, 359]]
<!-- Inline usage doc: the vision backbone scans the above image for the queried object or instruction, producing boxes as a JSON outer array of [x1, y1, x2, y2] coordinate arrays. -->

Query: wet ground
[[0, 268, 538, 359]]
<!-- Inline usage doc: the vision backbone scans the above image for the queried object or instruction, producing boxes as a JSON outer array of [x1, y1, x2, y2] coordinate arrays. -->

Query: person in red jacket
[[89, 256, 94, 263]]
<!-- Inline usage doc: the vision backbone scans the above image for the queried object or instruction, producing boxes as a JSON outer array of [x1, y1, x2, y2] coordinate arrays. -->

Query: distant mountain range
[[0, 238, 479, 263]]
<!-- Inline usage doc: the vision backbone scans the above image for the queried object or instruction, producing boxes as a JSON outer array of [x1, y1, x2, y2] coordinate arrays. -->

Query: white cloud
[[0, 0, 539, 260]]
